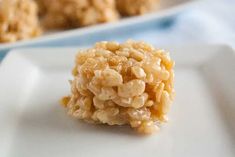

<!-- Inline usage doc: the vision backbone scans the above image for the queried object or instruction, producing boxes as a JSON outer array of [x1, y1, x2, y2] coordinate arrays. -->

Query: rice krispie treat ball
[[61, 40, 175, 134], [38, 0, 119, 29], [35, 0, 47, 16], [0, 0, 41, 43], [116, 0, 160, 16]]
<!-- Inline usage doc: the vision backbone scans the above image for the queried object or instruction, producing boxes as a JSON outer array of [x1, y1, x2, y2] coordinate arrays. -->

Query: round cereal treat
[[0, 0, 41, 43], [38, 0, 119, 29], [61, 40, 175, 134], [35, 0, 47, 16], [116, 0, 160, 16]]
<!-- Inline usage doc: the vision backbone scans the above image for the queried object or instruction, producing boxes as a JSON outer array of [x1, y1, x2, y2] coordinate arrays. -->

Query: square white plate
[[0, 45, 235, 157]]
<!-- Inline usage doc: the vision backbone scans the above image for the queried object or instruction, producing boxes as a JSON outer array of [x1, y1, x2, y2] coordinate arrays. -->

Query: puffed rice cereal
[[38, 0, 119, 29], [61, 40, 175, 134], [116, 0, 160, 16], [0, 0, 41, 43]]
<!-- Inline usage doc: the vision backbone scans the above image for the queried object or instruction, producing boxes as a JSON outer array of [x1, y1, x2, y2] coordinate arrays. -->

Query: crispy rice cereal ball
[[0, 0, 41, 43], [116, 0, 160, 16], [35, 0, 47, 16], [61, 40, 175, 134], [38, 0, 119, 29]]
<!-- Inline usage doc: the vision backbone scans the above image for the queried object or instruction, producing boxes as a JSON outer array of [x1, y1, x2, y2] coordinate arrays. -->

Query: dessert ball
[[116, 0, 160, 16], [0, 0, 41, 43], [61, 40, 175, 134], [38, 0, 119, 29]]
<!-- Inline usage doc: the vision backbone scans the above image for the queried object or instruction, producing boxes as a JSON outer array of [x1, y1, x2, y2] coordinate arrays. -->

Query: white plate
[[0, 45, 235, 157], [0, 0, 198, 51]]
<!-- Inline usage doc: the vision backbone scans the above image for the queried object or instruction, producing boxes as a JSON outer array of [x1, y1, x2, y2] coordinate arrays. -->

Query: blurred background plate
[[0, 0, 198, 55]]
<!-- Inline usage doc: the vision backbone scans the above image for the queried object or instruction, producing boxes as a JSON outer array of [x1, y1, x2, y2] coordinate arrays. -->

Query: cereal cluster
[[61, 40, 175, 134], [116, 0, 160, 16], [37, 0, 119, 29], [0, 0, 41, 43]]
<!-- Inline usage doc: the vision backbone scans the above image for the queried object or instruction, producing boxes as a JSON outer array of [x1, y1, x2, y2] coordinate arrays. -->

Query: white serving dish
[[0, 44, 234, 157], [0, 0, 198, 52]]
